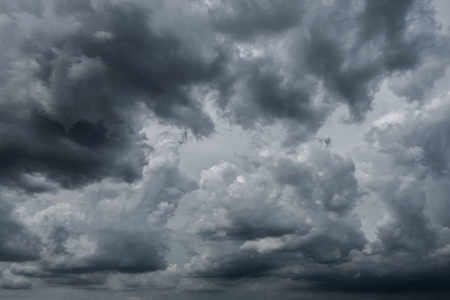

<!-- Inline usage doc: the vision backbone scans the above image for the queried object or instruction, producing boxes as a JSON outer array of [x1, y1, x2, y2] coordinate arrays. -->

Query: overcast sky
[[1, 0, 450, 299]]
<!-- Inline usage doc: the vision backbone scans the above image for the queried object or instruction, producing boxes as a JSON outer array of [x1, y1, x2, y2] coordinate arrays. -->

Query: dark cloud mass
[[209, 0, 305, 40], [208, 0, 449, 145], [0, 0, 219, 191], [1, 0, 450, 299], [0, 0, 447, 190], [0, 198, 41, 262]]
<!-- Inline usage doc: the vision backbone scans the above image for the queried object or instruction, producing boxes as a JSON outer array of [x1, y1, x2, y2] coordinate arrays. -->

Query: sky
[[1, 0, 450, 299]]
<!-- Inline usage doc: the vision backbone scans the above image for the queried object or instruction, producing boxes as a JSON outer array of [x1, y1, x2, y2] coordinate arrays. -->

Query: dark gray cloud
[[28, 0, 220, 135], [289, 255, 450, 293], [0, 0, 219, 191], [0, 109, 147, 191], [1, 0, 448, 192], [0, 198, 41, 262], [1, 140, 196, 291], [209, 0, 305, 41], [211, 0, 449, 144]]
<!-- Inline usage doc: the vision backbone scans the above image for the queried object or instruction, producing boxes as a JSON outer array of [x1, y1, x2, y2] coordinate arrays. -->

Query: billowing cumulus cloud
[[361, 94, 450, 254], [289, 93, 450, 293], [181, 143, 366, 279], [1, 139, 196, 290], [172, 94, 450, 295], [1, 0, 450, 299]]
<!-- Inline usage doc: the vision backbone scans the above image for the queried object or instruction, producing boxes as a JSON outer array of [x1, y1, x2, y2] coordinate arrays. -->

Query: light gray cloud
[[360, 94, 450, 254], [0, 269, 32, 290], [176, 93, 450, 295], [4, 139, 196, 289], [182, 143, 366, 280]]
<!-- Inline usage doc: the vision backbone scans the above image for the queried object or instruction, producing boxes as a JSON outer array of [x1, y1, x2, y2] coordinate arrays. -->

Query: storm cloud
[[1, 0, 450, 299], [0, 0, 219, 191], [0, 198, 41, 262]]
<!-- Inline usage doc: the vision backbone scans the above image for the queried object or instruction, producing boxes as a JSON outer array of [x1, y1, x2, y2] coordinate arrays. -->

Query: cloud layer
[[1, 0, 450, 299]]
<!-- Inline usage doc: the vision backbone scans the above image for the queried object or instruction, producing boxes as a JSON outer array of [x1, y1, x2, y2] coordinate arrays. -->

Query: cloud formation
[[1, 0, 450, 299], [0, 0, 218, 191], [3, 140, 196, 290], [211, 0, 449, 143], [181, 144, 365, 280], [1, 0, 448, 192], [175, 96, 450, 292], [0, 198, 41, 262]]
